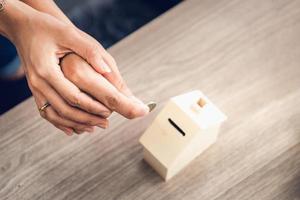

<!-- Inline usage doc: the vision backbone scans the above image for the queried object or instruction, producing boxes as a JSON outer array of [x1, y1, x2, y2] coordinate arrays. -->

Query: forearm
[[0, 0, 36, 42], [20, 0, 74, 26]]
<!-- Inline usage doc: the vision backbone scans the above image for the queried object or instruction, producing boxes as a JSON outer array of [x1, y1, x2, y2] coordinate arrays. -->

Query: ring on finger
[[39, 102, 51, 112]]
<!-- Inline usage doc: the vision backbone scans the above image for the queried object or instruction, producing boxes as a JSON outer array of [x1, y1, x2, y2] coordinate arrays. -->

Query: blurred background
[[0, 0, 181, 115]]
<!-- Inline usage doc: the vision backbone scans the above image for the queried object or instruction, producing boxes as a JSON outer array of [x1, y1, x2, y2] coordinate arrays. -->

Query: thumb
[[65, 29, 111, 74]]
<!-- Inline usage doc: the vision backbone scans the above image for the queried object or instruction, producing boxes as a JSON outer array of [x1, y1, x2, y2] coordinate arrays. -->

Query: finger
[[33, 76, 111, 128], [44, 63, 112, 118], [31, 86, 101, 132], [63, 60, 149, 119], [45, 107, 97, 133], [84, 34, 133, 97], [63, 30, 134, 98], [75, 33, 133, 97], [64, 29, 111, 74], [102, 55, 133, 97], [30, 87, 74, 136]]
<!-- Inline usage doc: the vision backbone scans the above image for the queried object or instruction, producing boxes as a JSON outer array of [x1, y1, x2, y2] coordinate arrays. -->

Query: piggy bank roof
[[171, 90, 227, 129]]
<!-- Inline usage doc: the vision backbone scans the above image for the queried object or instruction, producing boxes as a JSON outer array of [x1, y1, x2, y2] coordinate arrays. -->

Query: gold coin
[[147, 102, 157, 112]]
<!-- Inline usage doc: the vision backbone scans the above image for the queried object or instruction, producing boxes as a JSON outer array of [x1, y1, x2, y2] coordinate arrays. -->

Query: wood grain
[[1, 0, 300, 199]]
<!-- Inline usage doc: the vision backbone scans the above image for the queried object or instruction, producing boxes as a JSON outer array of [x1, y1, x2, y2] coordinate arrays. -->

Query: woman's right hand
[[1, 1, 149, 135]]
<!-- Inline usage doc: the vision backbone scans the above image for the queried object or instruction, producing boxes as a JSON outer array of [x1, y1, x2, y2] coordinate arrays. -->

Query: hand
[[9, 10, 115, 135], [76, 30, 148, 108], [61, 53, 149, 119], [1, 1, 149, 135]]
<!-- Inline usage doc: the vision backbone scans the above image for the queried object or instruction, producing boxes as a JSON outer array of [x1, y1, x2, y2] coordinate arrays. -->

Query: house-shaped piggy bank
[[139, 90, 227, 181]]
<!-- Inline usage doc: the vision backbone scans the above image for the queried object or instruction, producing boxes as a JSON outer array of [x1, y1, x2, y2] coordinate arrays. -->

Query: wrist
[[20, 0, 74, 26], [0, 0, 37, 42]]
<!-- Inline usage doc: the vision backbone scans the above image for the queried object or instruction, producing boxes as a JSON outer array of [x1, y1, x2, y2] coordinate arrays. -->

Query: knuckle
[[55, 107, 63, 116], [39, 111, 46, 119], [85, 105, 94, 114], [81, 119, 94, 126], [28, 74, 39, 89], [56, 107, 70, 118], [105, 93, 120, 110], [36, 67, 50, 78], [62, 55, 81, 74], [68, 92, 81, 107], [126, 107, 139, 119], [45, 111, 55, 121], [126, 110, 136, 119], [87, 45, 100, 60], [85, 102, 102, 115], [64, 25, 77, 37], [88, 119, 96, 126], [100, 110, 112, 118], [66, 68, 81, 83], [115, 78, 125, 91], [106, 52, 117, 66]]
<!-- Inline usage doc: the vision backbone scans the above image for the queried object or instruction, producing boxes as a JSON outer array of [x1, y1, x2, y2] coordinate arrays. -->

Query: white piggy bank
[[139, 90, 227, 181]]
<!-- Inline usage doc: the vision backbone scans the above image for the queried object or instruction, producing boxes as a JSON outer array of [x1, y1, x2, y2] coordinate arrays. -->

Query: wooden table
[[1, 0, 300, 199]]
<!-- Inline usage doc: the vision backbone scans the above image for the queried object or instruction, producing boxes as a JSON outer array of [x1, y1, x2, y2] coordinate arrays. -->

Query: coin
[[147, 102, 157, 112]]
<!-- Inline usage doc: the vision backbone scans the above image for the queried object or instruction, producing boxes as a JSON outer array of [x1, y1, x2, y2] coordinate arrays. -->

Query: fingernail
[[65, 128, 73, 136], [97, 123, 109, 129], [130, 96, 149, 114], [99, 59, 111, 73], [65, 131, 73, 136]]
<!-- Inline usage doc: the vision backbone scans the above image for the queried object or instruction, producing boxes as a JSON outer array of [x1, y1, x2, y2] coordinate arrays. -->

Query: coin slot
[[168, 118, 186, 136]]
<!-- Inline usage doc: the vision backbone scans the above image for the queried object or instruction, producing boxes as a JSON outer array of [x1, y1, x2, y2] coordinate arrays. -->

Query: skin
[[0, 0, 149, 135], [61, 53, 149, 119]]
